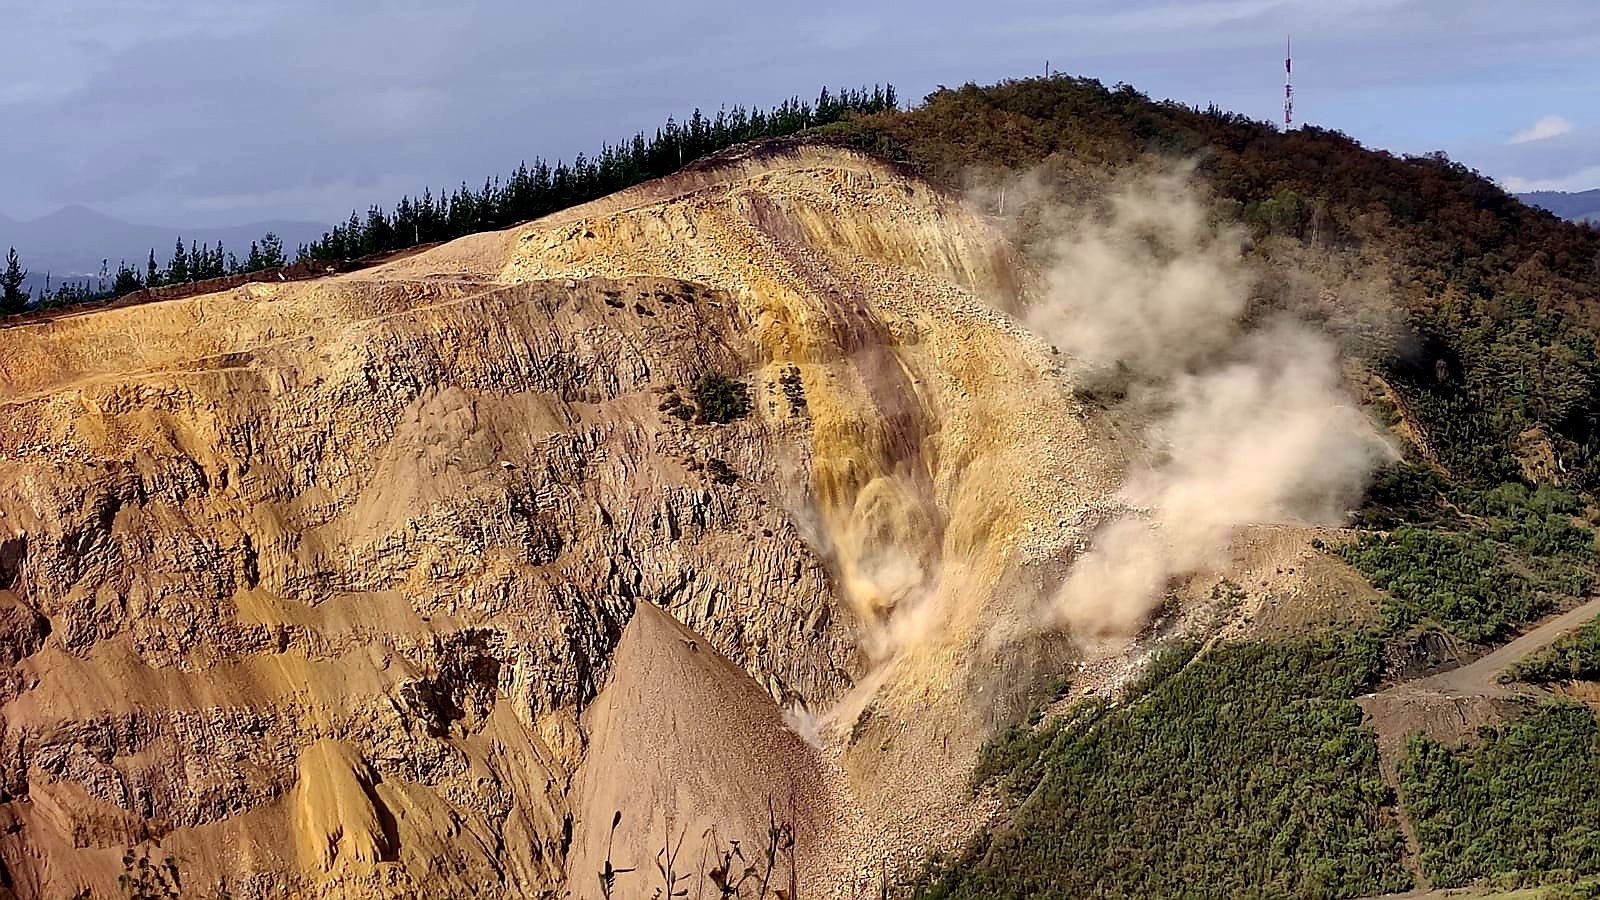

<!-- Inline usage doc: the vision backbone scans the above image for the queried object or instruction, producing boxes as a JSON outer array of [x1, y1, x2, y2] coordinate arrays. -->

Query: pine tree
[[147, 249, 161, 288], [168, 238, 189, 283], [259, 232, 284, 268], [1, 247, 28, 314], [113, 261, 143, 295], [346, 210, 363, 256], [363, 206, 392, 254]]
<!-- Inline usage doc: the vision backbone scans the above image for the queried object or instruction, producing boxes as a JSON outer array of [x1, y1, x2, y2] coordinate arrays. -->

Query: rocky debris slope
[[0, 146, 1128, 898], [398, 144, 1131, 893], [567, 602, 841, 898]]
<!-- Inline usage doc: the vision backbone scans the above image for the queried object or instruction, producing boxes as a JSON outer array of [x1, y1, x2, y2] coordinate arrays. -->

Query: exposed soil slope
[[0, 146, 1133, 898], [568, 602, 839, 898]]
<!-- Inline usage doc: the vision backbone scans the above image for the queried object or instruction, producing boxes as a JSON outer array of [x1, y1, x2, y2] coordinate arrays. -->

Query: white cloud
[[4, 0, 1600, 224], [1500, 164, 1600, 193], [1510, 114, 1574, 144]]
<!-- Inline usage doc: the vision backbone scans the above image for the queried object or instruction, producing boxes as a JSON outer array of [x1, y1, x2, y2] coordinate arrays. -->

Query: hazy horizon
[[3, 1, 1595, 229]]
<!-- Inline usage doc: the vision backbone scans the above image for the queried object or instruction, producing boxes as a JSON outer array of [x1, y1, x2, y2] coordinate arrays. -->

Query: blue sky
[[2, 0, 1595, 227]]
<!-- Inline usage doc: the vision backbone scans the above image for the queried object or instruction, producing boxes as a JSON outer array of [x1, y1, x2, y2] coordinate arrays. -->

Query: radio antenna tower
[[1284, 35, 1294, 130]]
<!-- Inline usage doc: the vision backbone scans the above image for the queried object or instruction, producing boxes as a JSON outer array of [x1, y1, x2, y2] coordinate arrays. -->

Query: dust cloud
[[773, 440, 944, 670], [1021, 170, 1388, 644], [1027, 170, 1252, 382], [785, 165, 1386, 716]]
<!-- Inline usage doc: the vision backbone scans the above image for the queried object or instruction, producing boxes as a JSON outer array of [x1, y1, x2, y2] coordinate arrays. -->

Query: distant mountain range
[[0, 206, 329, 291], [1515, 189, 1600, 223]]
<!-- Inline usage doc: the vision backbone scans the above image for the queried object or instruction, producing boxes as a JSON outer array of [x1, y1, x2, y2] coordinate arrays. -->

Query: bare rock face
[[0, 147, 1124, 897]]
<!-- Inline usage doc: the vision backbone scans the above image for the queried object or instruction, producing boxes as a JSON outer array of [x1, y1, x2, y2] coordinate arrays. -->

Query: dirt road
[[1410, 596, 1600, 698], [1359, 597, 1600, 898]]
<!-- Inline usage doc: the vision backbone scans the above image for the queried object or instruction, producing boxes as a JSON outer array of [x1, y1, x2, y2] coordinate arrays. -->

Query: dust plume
[[772, 437, 945, 671], [1027, 169, 1252, 382], [1022, 170, 1388, 645]]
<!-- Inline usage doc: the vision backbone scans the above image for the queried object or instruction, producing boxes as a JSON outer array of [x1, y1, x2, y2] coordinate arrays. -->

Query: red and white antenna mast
[[1284, 35, 1294, 130]]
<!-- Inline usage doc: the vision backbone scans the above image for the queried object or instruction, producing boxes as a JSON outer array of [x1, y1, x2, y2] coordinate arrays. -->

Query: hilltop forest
[[0, 85, 896, 314], [829, 77, 1600, 495]]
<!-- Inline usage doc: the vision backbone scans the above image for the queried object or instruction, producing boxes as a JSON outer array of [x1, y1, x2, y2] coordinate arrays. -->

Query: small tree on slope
[[1, 247, 29, 314]]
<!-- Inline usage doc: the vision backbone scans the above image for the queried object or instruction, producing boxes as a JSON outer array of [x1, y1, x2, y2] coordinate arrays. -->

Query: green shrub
[[1503, 616, 1600, 684], [778, 365, 807, 417], [1549, 878, 1600, 900], [1351, 463, 1459, 530], [1338, 472, 1596, 644], [1338, 526, 1562, 643], [1401, 703, 1600, 888], [917, 634, 1411, 900], [1121, 639, 1200, 701], [1468, 482, 1583, 519], [691, 374, 751, 424], [658, 388, 694, 421], [1503, 513, 1597, 560], [706, 458, 739, 485]]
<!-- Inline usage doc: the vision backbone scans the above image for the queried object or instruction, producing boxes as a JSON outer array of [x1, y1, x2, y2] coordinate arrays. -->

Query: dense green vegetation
[[1504, 615, 1600, 684], [1349, 462, 1462, 530], [656, 373, 751, 426], [1336, 467, 1600, 893], [689, 374, 752, 425], [915, 635, 1411, 900], [1332, 466, 1596, 643], [1401, 703, 1600, 888], [1338, 526, 1588, 643]]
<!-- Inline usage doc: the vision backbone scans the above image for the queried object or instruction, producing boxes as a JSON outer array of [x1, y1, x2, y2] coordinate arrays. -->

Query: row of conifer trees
[[1, 84, 895, 316], [0, 232, 288, 314], [295, 85, 897, 261]]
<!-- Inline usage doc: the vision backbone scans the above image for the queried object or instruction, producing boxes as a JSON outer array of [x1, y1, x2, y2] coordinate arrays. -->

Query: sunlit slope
[[0, 146, 1130, 898]]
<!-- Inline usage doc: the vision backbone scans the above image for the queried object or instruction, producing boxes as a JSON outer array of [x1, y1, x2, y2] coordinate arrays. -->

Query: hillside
[[4, 77, 1600, 900], [833, 78, 1600, 492], [830, 78, 1600, 898], [0, 145, 1128, 898]]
